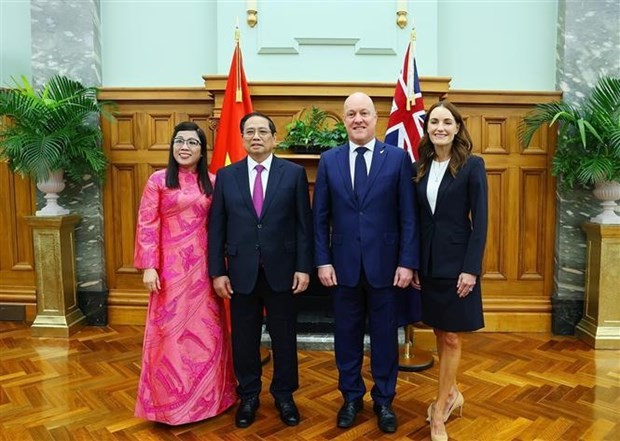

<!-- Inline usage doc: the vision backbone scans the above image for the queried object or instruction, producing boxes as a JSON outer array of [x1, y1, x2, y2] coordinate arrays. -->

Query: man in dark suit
[[208, 112, 313, 428], [313, 92, 420, 434]]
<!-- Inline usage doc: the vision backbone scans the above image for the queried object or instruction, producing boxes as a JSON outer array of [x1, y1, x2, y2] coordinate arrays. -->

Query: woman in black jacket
[[414, 101, 488, 441]]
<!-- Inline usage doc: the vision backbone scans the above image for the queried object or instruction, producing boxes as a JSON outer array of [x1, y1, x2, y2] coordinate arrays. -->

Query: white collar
[[247, 154, 274, 172], [349, 138, 376, 154]]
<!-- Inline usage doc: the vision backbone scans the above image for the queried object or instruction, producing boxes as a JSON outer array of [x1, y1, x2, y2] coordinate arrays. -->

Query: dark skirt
[[420, 275, 484, 332]]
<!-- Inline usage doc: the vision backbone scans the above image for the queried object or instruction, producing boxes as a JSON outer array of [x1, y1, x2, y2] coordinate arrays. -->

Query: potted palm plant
[[520, 75, 620, 223], [0, 74, 112, 215], [278, 106, 348, 154]]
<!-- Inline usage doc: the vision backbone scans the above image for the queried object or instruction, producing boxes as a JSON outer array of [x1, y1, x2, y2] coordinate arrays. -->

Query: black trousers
[[230, 268, 299, 401]]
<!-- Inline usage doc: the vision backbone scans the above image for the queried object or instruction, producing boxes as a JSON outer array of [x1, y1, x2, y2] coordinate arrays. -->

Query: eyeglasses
[[242, 128, 272, 139], [173, 137, 201, 148]]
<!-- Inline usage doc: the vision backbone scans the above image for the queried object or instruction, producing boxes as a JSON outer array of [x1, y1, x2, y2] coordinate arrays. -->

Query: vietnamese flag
[[209, 29, 253, 173], [209, 29, 253, 331]]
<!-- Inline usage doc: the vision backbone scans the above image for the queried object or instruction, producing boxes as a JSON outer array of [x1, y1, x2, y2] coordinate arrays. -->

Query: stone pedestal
[[25, 214, 86, 337], [575, 223, 620, 349]]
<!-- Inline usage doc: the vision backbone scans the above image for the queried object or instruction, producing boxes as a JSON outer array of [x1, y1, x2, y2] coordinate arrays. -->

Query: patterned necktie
[[354, 146, 368, 201], [253, 164, 265, 216]]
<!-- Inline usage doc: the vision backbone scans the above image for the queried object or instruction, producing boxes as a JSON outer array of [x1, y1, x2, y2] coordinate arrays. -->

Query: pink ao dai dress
[[133, 168, 236, 425]]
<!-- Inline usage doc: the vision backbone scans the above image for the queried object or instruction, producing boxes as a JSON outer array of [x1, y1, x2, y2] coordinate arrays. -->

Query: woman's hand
[[456, 272, 476, 298], [143, 268, 161, 293]]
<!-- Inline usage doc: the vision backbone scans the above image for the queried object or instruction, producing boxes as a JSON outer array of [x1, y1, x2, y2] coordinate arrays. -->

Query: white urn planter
[[590, 180, 620, 224], [36, 169, 70, 216]]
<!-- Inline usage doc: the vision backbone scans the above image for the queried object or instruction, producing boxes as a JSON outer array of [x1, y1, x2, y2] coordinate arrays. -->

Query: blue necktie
[[354, 146, 368, 201]]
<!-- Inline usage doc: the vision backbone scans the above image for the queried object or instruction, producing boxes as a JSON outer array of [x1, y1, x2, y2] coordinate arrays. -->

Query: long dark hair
[[165, 121, 212, 195], [416, 101, 473, 183]]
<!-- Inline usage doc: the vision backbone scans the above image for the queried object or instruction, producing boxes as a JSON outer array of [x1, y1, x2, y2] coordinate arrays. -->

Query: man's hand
[[292, 272, 310, 294], [143, 268, 160, 293], [411, 270, 421, 290], [318, 265, 338, 287], [213, 275, 233, 299], [393, 266, 413, 289]]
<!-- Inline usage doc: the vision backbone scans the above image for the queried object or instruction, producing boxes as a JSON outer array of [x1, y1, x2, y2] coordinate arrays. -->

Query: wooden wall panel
[[481, 117, 508, 154], [519, 168, 547, 281], [111, 165, 139, 273], [483, 168, 508, 280], [0, 161, 37, 320]]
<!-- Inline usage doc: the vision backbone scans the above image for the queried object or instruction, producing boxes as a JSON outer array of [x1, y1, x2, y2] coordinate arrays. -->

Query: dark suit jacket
[[415, 155, 488, 279], [208, 156, 313, 294], [313, 140, 419, 288]]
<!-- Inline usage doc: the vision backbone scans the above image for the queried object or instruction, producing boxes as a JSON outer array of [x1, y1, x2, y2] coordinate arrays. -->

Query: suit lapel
[[336, 146, 355, 200], [233, 158, 258, 219], [361, 140, 387, 203], [261, 156, 284, 219], [419, 172, 434, 216], [434, 165, 455, 213]]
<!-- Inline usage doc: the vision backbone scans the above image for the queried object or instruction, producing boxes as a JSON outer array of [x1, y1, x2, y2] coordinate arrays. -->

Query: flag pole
[[398, 22, 434, 373], [235, 25, 242, 103], [406, 26, 416, 112]]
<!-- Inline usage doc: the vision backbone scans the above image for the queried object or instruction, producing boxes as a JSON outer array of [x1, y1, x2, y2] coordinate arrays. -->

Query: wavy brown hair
[[415, 100, 473, 183]]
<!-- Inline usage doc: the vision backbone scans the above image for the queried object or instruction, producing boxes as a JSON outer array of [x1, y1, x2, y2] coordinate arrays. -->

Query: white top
[[427, 159, 450, 214], [348, 138, 376, 186], [247, 153, 274, 197]]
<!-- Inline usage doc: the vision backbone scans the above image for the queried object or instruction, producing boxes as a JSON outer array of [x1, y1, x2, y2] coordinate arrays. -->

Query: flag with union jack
[[386, 39, 424, 326], [384, 42, 425, 162]]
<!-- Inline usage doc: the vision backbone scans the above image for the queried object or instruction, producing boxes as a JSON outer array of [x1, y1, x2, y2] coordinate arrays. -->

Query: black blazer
[[208, 156, 313, 294], [415, 155, 488, 279]]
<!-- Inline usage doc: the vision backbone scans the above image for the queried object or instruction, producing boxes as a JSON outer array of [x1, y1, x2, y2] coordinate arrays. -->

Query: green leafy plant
[[278, 106, 348, 152], [519, 75, 620, 189], [0, 74, 113, 183]]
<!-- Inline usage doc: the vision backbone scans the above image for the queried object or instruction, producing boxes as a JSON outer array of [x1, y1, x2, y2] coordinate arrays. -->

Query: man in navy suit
[[313, 92, 420, 433], [208, 112, 313, 428]]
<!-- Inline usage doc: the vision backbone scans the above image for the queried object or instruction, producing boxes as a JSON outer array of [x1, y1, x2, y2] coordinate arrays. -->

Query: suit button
[[257, 223, 263, 229], [359, 211, 363, 215]]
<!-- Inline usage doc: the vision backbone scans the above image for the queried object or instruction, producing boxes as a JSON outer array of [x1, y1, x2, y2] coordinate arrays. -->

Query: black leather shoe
[[235, 396, 260, 428], [373, 403, 397, 433], [337, 399, 363, 428], [275, 399, 300, 426]]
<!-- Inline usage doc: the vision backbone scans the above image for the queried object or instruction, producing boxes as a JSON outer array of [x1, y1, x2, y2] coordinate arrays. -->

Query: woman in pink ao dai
[[133, 121, 236, 425]]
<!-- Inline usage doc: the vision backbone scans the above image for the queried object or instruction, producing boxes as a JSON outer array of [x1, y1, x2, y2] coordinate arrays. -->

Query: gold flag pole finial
[[235, 25, 242, 102]]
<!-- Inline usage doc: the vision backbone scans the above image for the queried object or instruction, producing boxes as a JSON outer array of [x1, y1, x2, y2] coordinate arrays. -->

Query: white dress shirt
[[427, 159, 450, 214], [247, 154, 273, 197], [348, 138, 376, 186]]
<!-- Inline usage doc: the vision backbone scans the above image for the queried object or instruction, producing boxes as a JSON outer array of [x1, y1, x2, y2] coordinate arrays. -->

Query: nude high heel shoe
[[445, 390, 464, 420], [426, 391, 464, 423]]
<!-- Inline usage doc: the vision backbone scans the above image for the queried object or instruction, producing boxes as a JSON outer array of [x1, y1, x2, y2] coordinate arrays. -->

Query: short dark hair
[[240, 111, 277, 134], [165, 121, 212, 195]]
